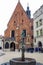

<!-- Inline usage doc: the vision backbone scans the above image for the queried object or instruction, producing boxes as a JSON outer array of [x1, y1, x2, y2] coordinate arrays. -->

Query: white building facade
[[0, 36, 3, 49], [33, 5, 43, 48]]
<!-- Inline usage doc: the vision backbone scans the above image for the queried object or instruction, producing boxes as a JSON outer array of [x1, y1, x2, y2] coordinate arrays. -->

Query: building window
[[34, 38, 36, 42], [36, 21, 38, 28], [11, 30, 15, 38], [14, 21, 15, 23], [22, 12, 23, 15], [31, 26, 33, 30], [40, 29, 42, 36], [14, 21, 16, 25], [36, 30, 39, 37], [22, 19, 24, 25], [22, 19, 23, 22], [39, 19, 42, 26], [31, 43, 34, 47], [31, 35, 33, 39]]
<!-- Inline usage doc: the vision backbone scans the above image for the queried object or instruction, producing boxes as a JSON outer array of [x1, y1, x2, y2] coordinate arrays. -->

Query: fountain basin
[[10, 58, 36, 65]]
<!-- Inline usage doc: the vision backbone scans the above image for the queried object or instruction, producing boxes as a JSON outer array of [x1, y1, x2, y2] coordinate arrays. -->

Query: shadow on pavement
[[36, 62, 43, 65], [1, 62, 10, 65], [0, 53, 5, 56]]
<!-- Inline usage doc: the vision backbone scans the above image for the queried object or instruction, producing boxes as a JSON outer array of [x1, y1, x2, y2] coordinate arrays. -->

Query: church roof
[[8, 1, 30, 26]]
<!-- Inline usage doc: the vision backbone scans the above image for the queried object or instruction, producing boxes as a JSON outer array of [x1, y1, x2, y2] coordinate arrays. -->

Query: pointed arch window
[[11, 30, 15, 38]]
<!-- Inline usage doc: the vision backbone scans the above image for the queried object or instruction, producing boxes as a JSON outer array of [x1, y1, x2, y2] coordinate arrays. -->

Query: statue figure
[[21, 31, 25, 61]]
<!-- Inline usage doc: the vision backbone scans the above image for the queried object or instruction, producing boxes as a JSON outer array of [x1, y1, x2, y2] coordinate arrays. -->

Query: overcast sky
[[0, 0, 43, 36]]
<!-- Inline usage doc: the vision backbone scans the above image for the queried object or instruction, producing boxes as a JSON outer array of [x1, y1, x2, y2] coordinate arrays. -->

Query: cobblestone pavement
[[0, 50, 5, 56], [0, 50, 43, 65]]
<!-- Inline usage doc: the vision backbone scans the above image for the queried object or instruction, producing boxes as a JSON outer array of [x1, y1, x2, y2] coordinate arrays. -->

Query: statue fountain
[[10, 30, 36, 65]]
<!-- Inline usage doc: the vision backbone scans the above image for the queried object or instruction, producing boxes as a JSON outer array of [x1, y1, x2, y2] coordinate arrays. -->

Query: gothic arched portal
[[5, 42, 9, 49], [10, 42, 15, 51], [38, 41, 42, 48]]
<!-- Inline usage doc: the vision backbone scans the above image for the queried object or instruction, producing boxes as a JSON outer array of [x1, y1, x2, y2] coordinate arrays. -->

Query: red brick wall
[[4, 2, 33, 48]]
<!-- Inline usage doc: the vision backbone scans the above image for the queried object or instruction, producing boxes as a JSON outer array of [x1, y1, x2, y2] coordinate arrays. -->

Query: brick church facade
[[4, 1, 33, 51]]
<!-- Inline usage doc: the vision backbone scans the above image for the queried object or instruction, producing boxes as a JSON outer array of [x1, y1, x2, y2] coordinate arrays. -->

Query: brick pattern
[[4, 2, 33, 48]]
